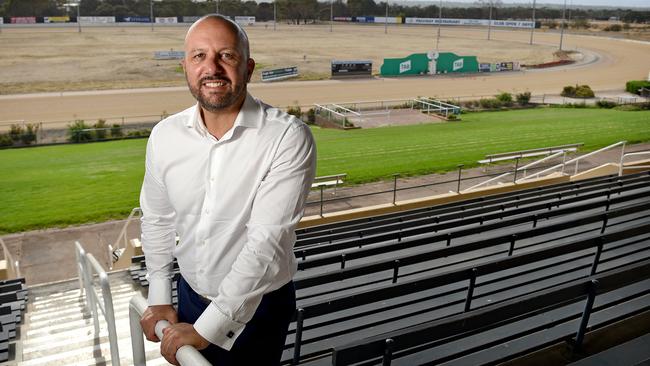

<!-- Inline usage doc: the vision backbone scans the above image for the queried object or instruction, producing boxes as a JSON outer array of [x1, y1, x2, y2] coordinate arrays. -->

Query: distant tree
[[571, 18, 590, 29], [95, 2, 114, 16], [256, 2, 273, 21]]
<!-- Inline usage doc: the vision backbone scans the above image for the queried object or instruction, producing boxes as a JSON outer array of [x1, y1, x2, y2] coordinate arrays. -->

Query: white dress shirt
[[139, 92, 316, 350]]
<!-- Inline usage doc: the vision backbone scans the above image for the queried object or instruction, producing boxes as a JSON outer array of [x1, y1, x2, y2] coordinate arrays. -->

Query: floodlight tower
[[150, 0, 163, 31], [65, 1, 82, 33], [436, 0, 442, 50], [330, 1, 333, 32], [487, 0, 493, 40], [560, 0, 566, 51], [384, 1, 388, 34], [529, 0, 536, 45]]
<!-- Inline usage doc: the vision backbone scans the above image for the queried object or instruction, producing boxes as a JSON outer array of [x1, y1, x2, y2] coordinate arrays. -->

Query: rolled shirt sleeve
[[193, 122, 317, 349]]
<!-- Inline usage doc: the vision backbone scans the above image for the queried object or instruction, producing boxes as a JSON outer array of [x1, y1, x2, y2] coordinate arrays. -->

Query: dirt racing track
[[1, 28, 649, 127]]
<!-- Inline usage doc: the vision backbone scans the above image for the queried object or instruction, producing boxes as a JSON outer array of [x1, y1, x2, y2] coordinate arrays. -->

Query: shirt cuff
[[147, 277, 172, 306], [193, 302, 246, 351]]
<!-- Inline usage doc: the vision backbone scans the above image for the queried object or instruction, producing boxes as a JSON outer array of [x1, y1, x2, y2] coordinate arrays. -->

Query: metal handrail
[[108, 207, 142, 269], [129, 294, 212, 366], [519, 141, 627, 182], [75, 241, 121, 366], [464, 150, 566, 191], [619, 150, 650, 176], [0, 238, 20, 278]]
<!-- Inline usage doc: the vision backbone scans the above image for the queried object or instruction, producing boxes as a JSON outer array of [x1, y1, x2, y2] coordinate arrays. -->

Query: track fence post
[[457, 164, 464, 193]]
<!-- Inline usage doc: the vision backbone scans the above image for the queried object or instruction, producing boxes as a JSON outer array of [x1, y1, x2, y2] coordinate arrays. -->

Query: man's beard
[[187, 74, 246, 112]]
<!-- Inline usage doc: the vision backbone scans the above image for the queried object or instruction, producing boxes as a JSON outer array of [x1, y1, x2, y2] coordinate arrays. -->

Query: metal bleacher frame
[[281, 172, 650, 364], [294, 170, 642, 244], [127, 171, 650, 366], [331, 259, 650, 366]]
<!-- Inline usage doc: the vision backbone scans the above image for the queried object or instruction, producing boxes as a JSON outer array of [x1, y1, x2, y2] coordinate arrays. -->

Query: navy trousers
[[176, 276, 296, 365]]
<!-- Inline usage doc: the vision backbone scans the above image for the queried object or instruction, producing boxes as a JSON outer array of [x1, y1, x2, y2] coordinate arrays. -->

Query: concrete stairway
[[12, 270, 170, 366]]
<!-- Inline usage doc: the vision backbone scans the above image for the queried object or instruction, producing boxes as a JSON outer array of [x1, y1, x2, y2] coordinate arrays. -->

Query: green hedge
[[626, 80, 650, 95]]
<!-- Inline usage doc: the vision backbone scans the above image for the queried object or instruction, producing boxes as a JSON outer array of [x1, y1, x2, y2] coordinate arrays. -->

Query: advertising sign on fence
[[155, 17, 178, 24], [123, 16, 150, 23], [154, 50, 185, 60], [234, 16, 255, 26], [405, 17, 533, 28], [182, 16, 200, 23], [79, 16, 115, 23], [44, 16, 70, 23], [331, 60, 372, 78], [11, 17, 36, 24], [479, 63, 491, 72], [374, 16, 401, 24], [261, 67, 298, 82], [334, 17, 352, 21], [499, 62, 514, 71], [0, 17, 4, 24]]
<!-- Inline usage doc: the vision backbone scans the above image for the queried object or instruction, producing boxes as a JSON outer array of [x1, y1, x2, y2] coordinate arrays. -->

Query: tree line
[[1, 0, 648, 24]]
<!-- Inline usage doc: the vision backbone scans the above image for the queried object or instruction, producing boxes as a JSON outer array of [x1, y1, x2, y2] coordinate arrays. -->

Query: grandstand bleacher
[[0, 277, 28, 363], [127, 171, 650, 365]]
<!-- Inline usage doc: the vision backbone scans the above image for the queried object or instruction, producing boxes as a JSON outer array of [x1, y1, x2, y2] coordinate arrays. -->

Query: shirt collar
[[186, 92, 262, 137]]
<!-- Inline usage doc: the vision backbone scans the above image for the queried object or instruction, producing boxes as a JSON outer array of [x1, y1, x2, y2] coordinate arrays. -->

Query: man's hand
[[160, 323, 211, 365], [140, 304, 178, 342]]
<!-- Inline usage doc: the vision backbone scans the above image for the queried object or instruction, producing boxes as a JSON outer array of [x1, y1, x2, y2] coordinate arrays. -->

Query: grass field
[[1, 107, 649, 234]]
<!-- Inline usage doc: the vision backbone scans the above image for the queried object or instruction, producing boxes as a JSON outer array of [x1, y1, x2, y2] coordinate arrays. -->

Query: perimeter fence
[[1, 93, 648, 148]]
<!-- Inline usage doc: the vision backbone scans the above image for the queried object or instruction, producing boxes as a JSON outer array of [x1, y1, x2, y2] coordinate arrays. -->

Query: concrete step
[[15, 270, 170, 365]]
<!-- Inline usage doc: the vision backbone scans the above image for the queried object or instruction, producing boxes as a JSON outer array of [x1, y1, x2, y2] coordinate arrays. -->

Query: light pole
[[273, 0, 276, 31], [436, 0, 442, 50], [559, 0, 567, 50], [65, 2, 81, 33], [216, 0, 219, 14], [150, 0, 154, 31], [384, 1, 388, 34], [330, 1, 333, 32], [75, 2, 80, 33], [529, 0, 536, 45], [487, 0, 493, 40]]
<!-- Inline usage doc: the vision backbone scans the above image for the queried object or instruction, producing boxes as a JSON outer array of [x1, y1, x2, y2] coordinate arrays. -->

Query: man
[[139, 14, 316, 365]]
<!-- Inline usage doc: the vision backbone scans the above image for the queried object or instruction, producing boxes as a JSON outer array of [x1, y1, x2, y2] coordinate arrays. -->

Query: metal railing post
[[292, 308, 305, 365], [319, 185, 324, 217], [392, 174, 399, 205], [88, 254, 121, 365], [130, 295, 148, 366], [457, 164, 464, 193], [513, 158, 520, 182], [464, 268, 478, 312], [574, 280, 599, 351]]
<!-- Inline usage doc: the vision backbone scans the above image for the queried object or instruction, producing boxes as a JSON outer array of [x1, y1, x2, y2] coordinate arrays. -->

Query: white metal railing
[[108, 207, 142, 269], [0, 238, 20, 279], [416, 97, 461, 117], [620, 150, 650, 176], [464, 150, 567, 192], [518, 141, 627, 182], [75, 241, 120, 366], [129, 294, 212, 366], [479, 143, 583, 164], [315, 103, 351, 128]]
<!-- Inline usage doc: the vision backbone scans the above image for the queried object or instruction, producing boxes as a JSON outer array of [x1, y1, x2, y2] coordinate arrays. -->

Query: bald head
[[185, 14, 250, 60]]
